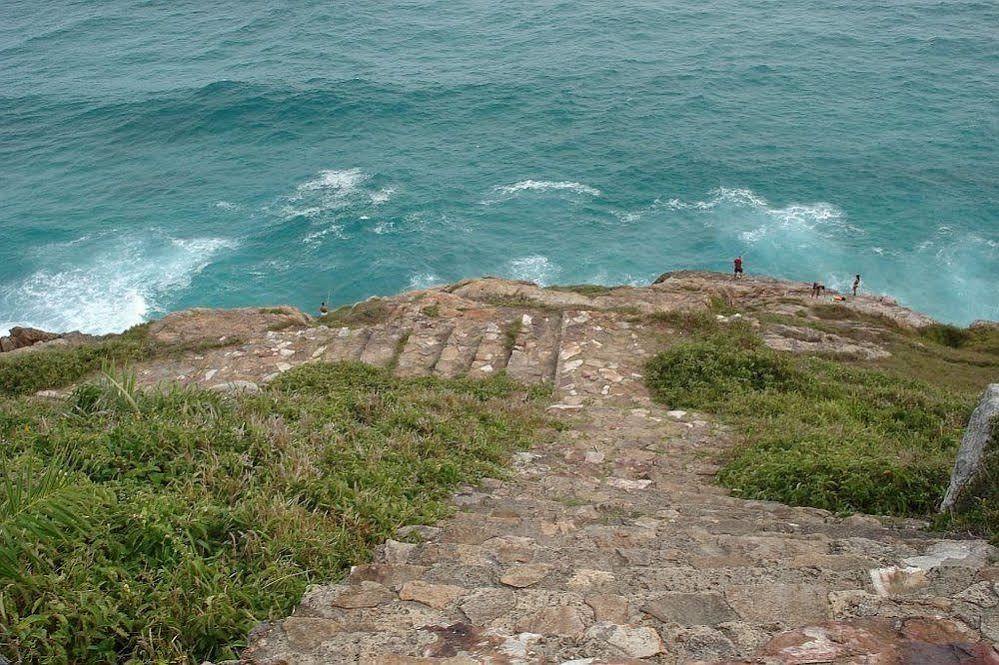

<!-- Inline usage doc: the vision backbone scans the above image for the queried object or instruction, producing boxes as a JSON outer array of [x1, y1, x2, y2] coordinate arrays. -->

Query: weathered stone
[[327, 581, 395, 609], [514, 605, 590, 638], [0, 326, 60, 352], [458, 588, 516, 625], [725, 584, 829, 624], [383, 539, 418, 565], [281, 616, 343, 650], [347, 563, 428, 588], [499, 563, 551, 588], [585, 594, 630, 624], [397, 525, 443, 541], [941, 384, 999, 511], [585, 621, 665, 658], [208, 380, 260, 394], [642, 593, 737, 626], [148, 306, 309, 345], [398, 581, 466, 610], [869, 565, 929, 596], [567, 568, 615, 589]]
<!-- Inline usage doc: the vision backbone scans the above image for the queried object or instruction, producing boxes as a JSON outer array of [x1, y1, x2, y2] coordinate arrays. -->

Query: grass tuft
[[0, 362, 548, 663], [646, 334, 974, 517]]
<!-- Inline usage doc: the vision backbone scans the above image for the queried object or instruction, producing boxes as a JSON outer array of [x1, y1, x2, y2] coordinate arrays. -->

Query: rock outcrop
[[0, 326, 96, 354], [15, 272, 992, 662], [940, 384, 999, 512], [115, 274, 982, 664], [146, 305, 310, 346]]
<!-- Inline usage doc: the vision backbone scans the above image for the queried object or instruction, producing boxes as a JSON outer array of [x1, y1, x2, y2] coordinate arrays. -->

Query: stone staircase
[[124, 277, 996, 663]]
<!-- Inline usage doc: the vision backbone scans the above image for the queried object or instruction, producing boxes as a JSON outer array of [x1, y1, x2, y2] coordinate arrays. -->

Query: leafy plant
[[0, 362, 547, 663], [0, 463, 104, 580]]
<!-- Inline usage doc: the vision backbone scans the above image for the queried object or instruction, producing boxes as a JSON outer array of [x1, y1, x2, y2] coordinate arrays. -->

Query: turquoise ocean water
[[1, 0, 996, 334]]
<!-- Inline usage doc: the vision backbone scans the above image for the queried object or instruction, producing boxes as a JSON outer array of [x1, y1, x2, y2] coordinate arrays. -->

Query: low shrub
[[0, 363, 547, 663], [920, 323, 972, 349], [0, 325, 154, 397], [646, 339, 972, 516]]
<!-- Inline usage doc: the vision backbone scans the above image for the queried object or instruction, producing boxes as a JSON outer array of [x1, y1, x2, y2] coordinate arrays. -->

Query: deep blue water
[[1, 0, 996, 334]]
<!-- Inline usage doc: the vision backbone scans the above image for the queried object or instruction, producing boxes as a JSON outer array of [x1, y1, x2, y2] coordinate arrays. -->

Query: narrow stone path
[[122, 275, 995, 663]]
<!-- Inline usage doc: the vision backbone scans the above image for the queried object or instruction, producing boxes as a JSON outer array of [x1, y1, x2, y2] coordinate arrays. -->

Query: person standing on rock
[[852, 274, 861, 296], [733, 256, 744, 279]]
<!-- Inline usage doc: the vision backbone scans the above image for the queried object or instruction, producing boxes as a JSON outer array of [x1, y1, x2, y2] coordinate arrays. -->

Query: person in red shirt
[[733, 256, 744, 279]]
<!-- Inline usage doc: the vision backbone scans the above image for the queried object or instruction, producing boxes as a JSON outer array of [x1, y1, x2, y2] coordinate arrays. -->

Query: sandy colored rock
[[514, 605, 591, 638], [585, 594, 630, 624], [147, 305, 309, 346], [281, 616, 343, 650], [726, 584, 829, 624], [398, 581, 466, 610], [499, 563, 551, 588], [327, 581, 395, 609], [642, 593, 737, 626], [458, 588, 517, 625], [586, 621, 665, 658]]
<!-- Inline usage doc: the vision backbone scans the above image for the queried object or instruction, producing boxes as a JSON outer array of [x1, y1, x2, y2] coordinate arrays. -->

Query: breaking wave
[[482, 180, 601, 203], [0, 234, 236, 336], [506, 255, 559, 285]]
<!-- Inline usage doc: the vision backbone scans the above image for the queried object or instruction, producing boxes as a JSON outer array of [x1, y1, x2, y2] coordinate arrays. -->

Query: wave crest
[[482, 180, 601, 203], [0, 234, 236, 336]]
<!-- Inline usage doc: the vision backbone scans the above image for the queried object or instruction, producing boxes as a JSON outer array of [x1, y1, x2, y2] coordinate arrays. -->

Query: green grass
[[645, 329, 976, 517], [0, 325, 157, 397], [0, 326, 243, 398], [503, 317, 523, 354], [545, 284, 618, 297], [316, 298, 395, 328], [0, 362, 548, 663]]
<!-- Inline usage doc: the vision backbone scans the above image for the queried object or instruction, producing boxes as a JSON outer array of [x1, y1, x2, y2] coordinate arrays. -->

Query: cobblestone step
[[394, 319, 452, 377], [359, 326, 408, 368], [433, 319, 485, 379], [316, 326, 371, 363], [505, 312, 562, 385], [467, 319, 512, 378]]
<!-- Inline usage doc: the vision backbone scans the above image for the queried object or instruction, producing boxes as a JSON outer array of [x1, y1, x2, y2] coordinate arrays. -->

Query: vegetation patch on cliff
[[0, 362, 548, 663], [646, 322, 981, 519], [944, 417, 999, 544], [0, 325, 241, 398]]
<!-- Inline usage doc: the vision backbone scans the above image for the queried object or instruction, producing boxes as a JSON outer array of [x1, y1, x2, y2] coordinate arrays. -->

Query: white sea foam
[[506, 255, 559, 285], [292, 168, 368, 198], [483, 180, 601, 203], [0, 235, 236, 336], [661, 187, 849, 244], [303, 224, 346, 245], [276, 168, 397, 223], [408, 272, 442, 290], [369, 187, 395, 205], [214, 200, 240, 211]]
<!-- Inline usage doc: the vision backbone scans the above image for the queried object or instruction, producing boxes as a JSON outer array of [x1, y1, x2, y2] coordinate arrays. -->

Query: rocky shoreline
[[3, 271, 997, 663]]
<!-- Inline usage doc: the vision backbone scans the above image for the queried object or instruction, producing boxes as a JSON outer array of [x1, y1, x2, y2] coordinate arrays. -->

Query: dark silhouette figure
[[852, 274, 861, 296], [733, 256, 744, 279]]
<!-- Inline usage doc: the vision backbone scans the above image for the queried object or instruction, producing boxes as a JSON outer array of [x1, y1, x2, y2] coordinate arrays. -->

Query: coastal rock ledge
[[10, 271, 999, 663]]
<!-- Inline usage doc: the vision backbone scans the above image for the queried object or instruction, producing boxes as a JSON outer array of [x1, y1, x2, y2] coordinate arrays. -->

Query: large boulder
[[0, 326, 61, 353], [940, 383, 999, 512], [147, 306, 310, 346]]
